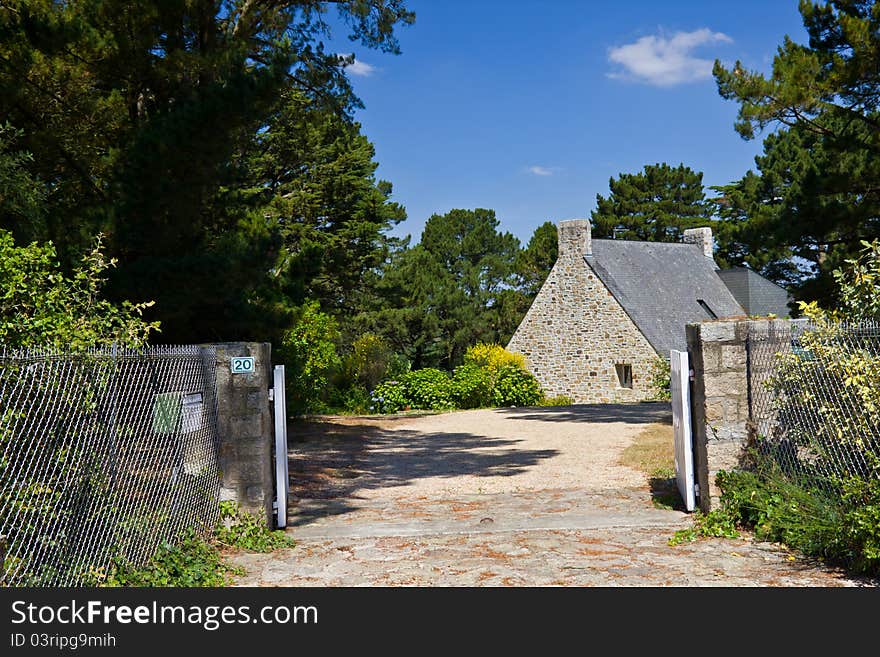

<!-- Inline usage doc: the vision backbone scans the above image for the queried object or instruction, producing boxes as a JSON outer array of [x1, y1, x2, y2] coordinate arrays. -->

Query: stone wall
[[686, 317, 793, 511], [507, 219, 657, 403], [211, 342, 276, 527]]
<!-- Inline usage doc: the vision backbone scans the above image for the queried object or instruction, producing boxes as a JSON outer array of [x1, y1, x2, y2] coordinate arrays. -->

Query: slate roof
[[585, 239, 745, 356], [717, 266, 792, 318]]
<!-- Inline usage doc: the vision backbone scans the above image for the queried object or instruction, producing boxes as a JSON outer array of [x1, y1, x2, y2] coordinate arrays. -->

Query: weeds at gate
[[95, 502, 294, 587]]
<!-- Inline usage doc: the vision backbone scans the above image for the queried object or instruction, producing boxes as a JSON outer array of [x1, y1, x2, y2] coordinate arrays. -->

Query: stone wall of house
[[507, 219, 658, 403]]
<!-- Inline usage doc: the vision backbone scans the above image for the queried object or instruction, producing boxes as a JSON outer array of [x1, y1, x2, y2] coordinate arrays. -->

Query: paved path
[[228, 405, 866, 586]]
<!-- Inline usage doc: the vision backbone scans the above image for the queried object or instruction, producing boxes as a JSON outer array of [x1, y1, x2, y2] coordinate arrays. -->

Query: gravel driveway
[[227, 404, 867, 587]]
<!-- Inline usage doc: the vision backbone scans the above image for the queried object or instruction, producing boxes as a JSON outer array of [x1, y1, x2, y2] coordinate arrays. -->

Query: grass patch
[[618, 422, 684, 510], [619, 422, 674, 475]]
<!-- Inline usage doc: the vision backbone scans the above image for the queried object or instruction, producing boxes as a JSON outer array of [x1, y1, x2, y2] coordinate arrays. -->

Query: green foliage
[[101, 502, 295, 587], [371, 378, 409, 414], [341, 333, 396, 391], [450, 363, 495, 409], [102, 533, 234, 588], [515, 221, 557, 300], [399, 368, 456, 411], [668, 509, 740, 546], [591, 163, 712, 242], [370, 344, 543, 413], [715, 464, 880, 575], [647, 356, 671, 401], [710, 242, 880, 575], [492, 364, 542, 407], [278, 301, 341, 414], [0, 230, 159, 348], [0, 123, 43, 233], [364, 209, 523, 370], [763, 244, 880, 486], [712, 2, 880, 306], [830, 240, 880, 322], [215, 501, 295, 553], [370, 368, 454, 414], [0, 1, 414, 343]]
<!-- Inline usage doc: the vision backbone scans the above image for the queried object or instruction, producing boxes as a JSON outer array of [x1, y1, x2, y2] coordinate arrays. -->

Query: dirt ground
[[227, 404, 870, 587]]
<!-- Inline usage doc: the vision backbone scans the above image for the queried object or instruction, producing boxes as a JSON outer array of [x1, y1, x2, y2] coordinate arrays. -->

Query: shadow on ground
[[497, 402, 672, 425], [285, 419, 559, 527]]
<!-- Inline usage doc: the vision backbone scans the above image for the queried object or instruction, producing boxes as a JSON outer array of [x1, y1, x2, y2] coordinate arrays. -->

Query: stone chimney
[[683, 227, 714, 259], [558, 219, 592, 258]]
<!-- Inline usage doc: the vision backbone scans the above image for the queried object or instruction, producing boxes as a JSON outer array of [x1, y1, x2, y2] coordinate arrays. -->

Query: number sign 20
[[231, 357, 255, 374]]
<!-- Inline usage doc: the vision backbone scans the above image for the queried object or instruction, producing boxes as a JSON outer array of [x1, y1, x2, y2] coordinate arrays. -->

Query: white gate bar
[[273, 365, 289, 528], [670, 350, 696, 512]]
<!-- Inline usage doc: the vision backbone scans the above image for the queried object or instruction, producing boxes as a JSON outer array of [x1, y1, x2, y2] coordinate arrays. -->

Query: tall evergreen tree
[[0, 1, 414, 341], [591, 163, 712, 241], [713, 0, 880, 306]]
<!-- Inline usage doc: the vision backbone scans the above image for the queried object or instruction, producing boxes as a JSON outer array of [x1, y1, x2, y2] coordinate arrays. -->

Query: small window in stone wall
[[615, 363, 633, 389]]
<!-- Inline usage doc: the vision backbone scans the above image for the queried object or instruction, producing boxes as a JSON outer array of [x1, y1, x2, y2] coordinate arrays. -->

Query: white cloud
[[528, 165, 556, 177], [344, 57, 377, 77], [607, 28, 732, 86]]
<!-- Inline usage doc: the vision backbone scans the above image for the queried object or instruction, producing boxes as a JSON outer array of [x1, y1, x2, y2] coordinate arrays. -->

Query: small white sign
[[231, 357, 255, 374], [180, 392, 204, 433]]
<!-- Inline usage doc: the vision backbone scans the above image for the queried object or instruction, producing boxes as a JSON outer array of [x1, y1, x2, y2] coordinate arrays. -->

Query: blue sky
[[331, 0, 807, 245]]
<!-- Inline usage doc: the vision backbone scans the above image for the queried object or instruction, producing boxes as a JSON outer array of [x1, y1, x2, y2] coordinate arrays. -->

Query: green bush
[[277, 301, 340, 415], [715, 463, 880, 575], [214, 501, 295, 553], [0, 230, 159, 348], [371, 379, 408, 414], [648, 356, 671, 401], [370, 368, 455, 413], [450, 363, 494, 409], [341, 333, 395, 392], [103, 533, 234, 587], [401, 368, 455, 410], [492, 364, 542, 407], [102, 503, 295, 587]]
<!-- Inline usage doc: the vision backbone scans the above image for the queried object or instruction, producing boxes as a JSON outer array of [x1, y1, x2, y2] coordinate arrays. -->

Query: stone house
[[506, 219, 748, 403]]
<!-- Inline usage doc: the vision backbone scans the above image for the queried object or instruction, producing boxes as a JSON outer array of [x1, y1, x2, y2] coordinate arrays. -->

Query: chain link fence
[[0, 345, 221, 586], [747, 320, 880, 494]]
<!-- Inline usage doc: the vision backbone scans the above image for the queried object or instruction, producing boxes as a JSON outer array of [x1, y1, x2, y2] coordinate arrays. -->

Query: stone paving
[[227, 405, 871, 587]]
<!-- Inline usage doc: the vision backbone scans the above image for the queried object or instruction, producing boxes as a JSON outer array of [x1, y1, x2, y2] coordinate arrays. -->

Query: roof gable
[[586, 239, 745, 355]]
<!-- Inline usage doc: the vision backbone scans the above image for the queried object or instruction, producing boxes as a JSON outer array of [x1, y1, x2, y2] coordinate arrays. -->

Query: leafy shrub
[[0, 230, 159, 348], [342, 386, 372, 414], [384, 352, 412, 381], [341, 333, 395, 391], [278, 301, 340, 414], [103, 533, 234, 587], [400, 368, 455, 410], [710, 240, 880, 576], [668, 509, 740, 546], [450, 363, 494, 409], [492, 364, 542, 407], [214, 501, 295, 553], [464, 342, 527, 374], [714, 464, 880, 575], [371, 379, 408, 414], [102, 503, 296, 587], [370, 368, 455, 413], [647, 356, 671, 401], [539, 395, 574, 406]]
